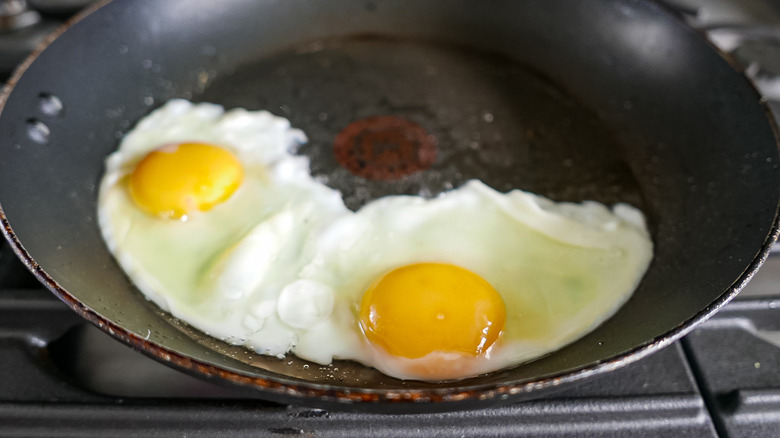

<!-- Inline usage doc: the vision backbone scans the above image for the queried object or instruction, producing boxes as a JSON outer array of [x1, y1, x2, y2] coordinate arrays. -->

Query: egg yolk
[[129, 142, 243, 219], [359, 263, 506, 359]]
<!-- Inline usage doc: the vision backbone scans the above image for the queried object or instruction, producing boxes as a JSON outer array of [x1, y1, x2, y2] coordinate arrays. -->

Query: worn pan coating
[[0, 0, 778, 412]]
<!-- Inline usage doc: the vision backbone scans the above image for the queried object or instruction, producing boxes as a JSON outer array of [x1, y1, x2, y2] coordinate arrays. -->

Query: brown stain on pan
[[334, 115, 437, 180], [0, 0, 779, 410]]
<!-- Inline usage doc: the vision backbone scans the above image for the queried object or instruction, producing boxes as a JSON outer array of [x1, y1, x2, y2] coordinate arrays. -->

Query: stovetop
[[1, 1, 780, 437]]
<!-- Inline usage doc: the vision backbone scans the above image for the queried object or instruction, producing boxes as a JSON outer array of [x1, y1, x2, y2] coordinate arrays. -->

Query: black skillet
[[0, 0, 778, 412]]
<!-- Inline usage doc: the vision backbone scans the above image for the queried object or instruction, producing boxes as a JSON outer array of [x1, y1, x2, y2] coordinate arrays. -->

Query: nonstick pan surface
[[0, 0, 778, 412]]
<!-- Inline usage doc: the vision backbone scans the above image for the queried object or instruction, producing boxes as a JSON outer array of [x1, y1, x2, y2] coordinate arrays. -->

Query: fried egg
[[98, 99, 653, 381]]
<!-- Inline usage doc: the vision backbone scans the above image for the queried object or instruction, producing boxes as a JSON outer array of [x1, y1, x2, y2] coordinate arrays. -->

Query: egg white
[[98, 99, 348, 348], [98, 99, 653, 381]]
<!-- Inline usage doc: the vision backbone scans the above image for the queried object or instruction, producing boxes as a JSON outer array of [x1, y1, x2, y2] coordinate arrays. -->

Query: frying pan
[[0, 0, 778, 412]]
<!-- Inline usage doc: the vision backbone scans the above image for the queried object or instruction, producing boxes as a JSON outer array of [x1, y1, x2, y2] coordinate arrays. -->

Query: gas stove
[[1, 1, 779, 436]]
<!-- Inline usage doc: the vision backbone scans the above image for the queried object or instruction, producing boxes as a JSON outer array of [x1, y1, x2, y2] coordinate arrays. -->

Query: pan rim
[[0, 0, 779, 408]]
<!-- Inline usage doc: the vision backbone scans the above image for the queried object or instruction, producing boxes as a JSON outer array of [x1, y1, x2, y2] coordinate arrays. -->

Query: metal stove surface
[[1, 0, 780, 437]]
